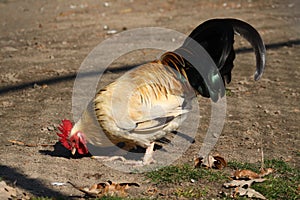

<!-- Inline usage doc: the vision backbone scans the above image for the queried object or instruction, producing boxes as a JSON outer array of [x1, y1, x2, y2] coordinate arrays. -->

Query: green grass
[[146, 160, 299, 199], [145, 163, 228, 185], [225, 88, 233, 96], [30, 197, 141, 200], [228, 159, 300, 200], [174, 186, 209, 198], [145, 164, 228, 198], [95, 197, 126, 200], [227, 160, 260, 173], [29, 159, 300, 200], [253, 159, 299, 200]]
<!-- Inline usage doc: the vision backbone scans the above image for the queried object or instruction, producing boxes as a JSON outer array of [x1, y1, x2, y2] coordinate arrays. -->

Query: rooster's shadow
[[39, 130, 194, 160], [39, 142, 91, 159]]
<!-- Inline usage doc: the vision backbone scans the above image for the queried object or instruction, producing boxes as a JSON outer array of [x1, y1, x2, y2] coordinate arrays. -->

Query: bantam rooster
[[57, 18, 266, 165]]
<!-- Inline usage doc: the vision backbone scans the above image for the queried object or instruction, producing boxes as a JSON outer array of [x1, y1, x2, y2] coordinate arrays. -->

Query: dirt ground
[[0, 0, 299, 199]]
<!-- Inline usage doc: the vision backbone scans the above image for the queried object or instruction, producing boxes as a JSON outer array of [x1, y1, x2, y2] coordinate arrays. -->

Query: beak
[[71, 147, 76, 155]]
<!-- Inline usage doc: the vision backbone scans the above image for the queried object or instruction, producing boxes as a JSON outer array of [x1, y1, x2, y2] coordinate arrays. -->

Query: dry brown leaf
[[213, 155, 227, 169], [146, 186, 158, 195], [194, 155, 226, 169], [223, 178, 266, 188], [235, 187, 266, 199], [234, 168, 274, 180], [233, 169, 260, 179], [68, 180, 139, 197], [0, 181, 17, 199], [194, 157, 202, 167], [224, 179, 267, 199], [259, 168, 274, 177]]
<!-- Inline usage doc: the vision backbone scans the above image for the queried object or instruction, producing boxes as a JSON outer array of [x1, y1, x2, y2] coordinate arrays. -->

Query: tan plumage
[[95, 55, 194, 147], [70, 52, 195, 164], [65, 18, 266, 165]]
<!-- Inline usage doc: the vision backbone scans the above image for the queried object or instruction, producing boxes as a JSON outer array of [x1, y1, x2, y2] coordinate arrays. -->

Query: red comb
[[57, 119, 73, 150]]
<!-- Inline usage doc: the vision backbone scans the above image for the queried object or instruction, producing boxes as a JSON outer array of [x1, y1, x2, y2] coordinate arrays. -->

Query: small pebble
[[103, 25, 109, 30], [264, 109, 269, 114], [2, 46, 18, 52], [274, 110, 281, 115], [47, 126, 55, 131], [51, 182, 66, 186], [107, 30, 117, 35]]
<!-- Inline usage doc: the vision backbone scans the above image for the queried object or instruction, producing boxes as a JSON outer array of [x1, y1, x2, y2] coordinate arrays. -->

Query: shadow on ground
[[0, 39, 299, 95], [0, 165, 68, 198]]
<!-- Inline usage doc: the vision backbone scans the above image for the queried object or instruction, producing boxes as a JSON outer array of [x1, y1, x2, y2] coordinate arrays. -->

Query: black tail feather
[[172, 18, 266, 101], [229, 18, 266, 80]]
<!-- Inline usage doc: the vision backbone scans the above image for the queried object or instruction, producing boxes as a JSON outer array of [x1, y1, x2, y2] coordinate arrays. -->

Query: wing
[[94, 61, 195, 146]]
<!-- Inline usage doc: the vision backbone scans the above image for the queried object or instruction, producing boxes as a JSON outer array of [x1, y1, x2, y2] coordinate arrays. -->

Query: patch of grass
[[95, 197, 125, 200], [253, 159, 300, 200], [31, 197, 69, 200], [30, 160, 300, 200], [30, 196, 145, 200], [225, 88, 233, 96], [145, 164, 227, 185], [174, 186, 209, 198], [228, 159, 300, 200], [265, 159, 296, 174], [227, 160, 260, 173], [145, 164, 228, 199]]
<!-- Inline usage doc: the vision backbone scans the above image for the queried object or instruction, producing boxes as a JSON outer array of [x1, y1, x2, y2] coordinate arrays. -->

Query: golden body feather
[[92, 55, 194, 150]]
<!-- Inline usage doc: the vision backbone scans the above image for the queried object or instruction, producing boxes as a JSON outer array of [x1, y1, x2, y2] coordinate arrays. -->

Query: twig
[[8, 140, 54, 147], [260, 147, 264, 171]]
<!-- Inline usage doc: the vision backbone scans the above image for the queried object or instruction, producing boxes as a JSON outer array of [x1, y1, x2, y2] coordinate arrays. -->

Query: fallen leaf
[[259, 168, 274, 177], [233, 168, 274, 180], [194, 154, 226, 169], [233, 169, 260, 179], [235, 187, 266, 199], [0, 181, 17, 199], [223, 178, 266, 188], [146, 186, 158, 195], [68, 180, 139, 197], [224, 178, 267, 199], [213, 155, 227, 169]]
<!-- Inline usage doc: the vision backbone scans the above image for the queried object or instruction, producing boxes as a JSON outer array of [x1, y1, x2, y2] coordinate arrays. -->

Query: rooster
[[57, 18, 266, 165]]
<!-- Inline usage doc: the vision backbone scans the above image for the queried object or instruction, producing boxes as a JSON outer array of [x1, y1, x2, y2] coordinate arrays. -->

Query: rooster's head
[[57, 119, 88, 155]]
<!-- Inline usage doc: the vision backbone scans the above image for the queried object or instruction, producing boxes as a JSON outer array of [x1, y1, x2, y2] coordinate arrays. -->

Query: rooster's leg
[[92, 155, 127, 162], [142, 142, 155, 165], [91, 143, 155, 166]]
